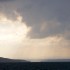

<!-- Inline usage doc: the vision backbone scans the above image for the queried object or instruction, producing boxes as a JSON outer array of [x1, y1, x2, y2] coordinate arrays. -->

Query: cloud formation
[[0, 0, 70, 61], [0, 0, 70, 39]]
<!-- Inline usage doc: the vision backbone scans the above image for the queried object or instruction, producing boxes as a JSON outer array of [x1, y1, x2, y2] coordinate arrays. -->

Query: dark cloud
[[0, 0, 70, 39], [23, 0, 70, 39]]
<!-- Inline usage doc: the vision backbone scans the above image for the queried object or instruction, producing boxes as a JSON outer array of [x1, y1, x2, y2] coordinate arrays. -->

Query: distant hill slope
[[0, 57, 29, 62], [41, 59, 70, 62]]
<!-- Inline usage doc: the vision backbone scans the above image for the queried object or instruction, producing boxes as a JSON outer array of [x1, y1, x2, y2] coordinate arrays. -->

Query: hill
[[0, 57, 28, 62]]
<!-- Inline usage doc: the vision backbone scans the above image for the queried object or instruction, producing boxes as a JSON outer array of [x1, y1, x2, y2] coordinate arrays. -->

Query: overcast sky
[[0, 0, 70, 62]]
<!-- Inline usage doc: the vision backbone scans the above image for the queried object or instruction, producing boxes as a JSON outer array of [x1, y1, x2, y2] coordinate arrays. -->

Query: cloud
[[0, 0, 70, 62], [0, 13, 69, 62], [0, 0, 70, 39], [0, 12, 31, 59], [27, 19, 61, 38]]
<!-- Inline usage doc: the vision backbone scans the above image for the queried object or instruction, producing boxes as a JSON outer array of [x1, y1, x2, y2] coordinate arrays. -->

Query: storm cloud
[[0, 0, 69, 39]]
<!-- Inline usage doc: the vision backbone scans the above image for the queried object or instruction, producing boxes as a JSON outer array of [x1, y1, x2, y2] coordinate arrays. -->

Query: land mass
[[0, 57, 28, 62]]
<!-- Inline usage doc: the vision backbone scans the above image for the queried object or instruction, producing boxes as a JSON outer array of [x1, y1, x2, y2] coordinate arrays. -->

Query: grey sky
[[0, 0, 70, 39]]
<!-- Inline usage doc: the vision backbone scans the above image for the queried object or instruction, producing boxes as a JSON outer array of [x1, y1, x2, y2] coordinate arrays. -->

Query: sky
[[0, 0, 70, 62]]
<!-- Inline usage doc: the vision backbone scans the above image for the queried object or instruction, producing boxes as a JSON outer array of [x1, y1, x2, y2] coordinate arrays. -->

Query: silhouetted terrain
[[41, 59, 70, 62], [0, 57, 70, 70], [0, 57, 28, 62], [0, 62, 70, 70]]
